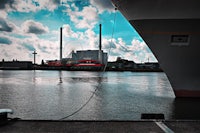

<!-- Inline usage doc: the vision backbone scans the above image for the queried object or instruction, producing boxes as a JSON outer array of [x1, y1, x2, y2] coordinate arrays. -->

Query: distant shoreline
[[0, 67, 163, 72], [0, 60, 163, 72]]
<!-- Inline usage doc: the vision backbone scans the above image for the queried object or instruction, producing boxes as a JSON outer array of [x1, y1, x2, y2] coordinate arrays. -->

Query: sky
[[0, 0, 157, 64]]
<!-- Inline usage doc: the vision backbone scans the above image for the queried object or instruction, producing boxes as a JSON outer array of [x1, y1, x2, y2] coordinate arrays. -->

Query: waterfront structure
[[0, 60, 33, 70], [45, 24, 107, 71], [46, 60, 62, 67], [106, 57, 136, 71], [106, 57, 161, 71], [71, 50, 107, 65], [44, 49, 108, 71], [111, 0, 200, 97], [135, 62, 162, 72], [68, 50, 107, 71], [65, 24, 106, 71]]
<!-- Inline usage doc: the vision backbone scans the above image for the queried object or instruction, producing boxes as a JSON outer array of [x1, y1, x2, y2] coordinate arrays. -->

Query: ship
[[111, 0, 200, 97], [69, 59, 105, 71], [64, 49, 107, 71], [45, 49, 107, 71]]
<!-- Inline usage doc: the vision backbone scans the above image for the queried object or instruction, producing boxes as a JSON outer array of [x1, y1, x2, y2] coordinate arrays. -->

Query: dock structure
[[0, 120, 200, 133]]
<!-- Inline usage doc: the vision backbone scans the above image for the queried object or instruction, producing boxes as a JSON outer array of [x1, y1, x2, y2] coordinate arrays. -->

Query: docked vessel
[[111, 0, 200, 97], [70, 59, 105, 71]]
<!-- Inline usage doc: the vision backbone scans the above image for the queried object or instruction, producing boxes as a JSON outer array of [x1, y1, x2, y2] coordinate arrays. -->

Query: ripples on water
[[0, 70, 200, 120]]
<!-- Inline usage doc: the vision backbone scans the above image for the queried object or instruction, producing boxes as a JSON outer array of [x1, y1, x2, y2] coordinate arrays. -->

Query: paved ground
[[0, 120, 200, 133]]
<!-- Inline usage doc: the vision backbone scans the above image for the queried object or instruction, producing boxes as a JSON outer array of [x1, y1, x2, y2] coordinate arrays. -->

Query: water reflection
[[0, 71, 177, 120], [58, 71, 63, 84]]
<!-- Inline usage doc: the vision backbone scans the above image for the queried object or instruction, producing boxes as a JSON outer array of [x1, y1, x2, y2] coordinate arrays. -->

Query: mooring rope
[[59, 85, 99, 120], [59, 8, 118, 120], [103, 8, 118, 72]]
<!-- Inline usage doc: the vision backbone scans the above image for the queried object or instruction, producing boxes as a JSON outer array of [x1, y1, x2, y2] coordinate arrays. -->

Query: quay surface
[[1, 120, 200, 133]]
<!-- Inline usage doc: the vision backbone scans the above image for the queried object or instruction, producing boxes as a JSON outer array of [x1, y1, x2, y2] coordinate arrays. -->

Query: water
[[0, 70, 200, 120]]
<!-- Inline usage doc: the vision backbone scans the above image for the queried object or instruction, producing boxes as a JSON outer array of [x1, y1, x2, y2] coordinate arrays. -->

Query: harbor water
[[0, 70, 200, 120]]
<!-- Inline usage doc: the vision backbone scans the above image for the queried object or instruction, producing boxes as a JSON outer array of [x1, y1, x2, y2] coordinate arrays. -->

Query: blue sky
[[0, 0, 157, 64]]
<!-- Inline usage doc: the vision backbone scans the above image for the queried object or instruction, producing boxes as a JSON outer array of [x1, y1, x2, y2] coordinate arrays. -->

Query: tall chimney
[[99, 24, 102, 64], [60, 27, 62, 61], [99, 24, 102, 51]]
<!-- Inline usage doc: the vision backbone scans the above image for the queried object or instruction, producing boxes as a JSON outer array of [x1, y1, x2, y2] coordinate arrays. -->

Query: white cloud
[[0, 17, 17, 32], [62, 24, 81, 38], [100, 37, 157, 63], [0, 0, 60, 18], [0, 35, 33, 61], [12, 0, 38, 13], [0, 20, 60, 64], [0, 10, 8, 18], [90, 0, 115, 13], [130, 39, 157, 63], [0, 33, 61, 64], [102, 38, 116, 49], [66, 4, 98, 29], [85, 28, 98, 48], [37, 0, 60, 11], [22, 20, 49, 34], [15, 0, 60, 12], [61, 24, 95, 54], [0, 0, 158, 64], [61, 24, 100, 53], [0, 27, 157, 64]]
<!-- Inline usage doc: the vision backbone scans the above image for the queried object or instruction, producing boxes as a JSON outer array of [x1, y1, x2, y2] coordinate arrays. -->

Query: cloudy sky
[[0, 0, 157, 64]]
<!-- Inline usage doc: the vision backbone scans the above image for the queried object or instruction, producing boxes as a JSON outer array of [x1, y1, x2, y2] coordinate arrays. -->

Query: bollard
[[0, 109, 13, 126]]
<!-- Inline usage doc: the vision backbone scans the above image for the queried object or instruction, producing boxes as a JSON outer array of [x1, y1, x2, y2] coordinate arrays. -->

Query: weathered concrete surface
[[0, 120, 200, 133]]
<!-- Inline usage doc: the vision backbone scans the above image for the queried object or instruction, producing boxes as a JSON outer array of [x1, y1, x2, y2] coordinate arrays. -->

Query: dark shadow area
[[141, 113, 165, 120], [173, 98, 200, 120]]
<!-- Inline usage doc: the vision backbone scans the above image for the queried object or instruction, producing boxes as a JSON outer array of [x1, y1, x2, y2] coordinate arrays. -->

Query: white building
[[72, 50, 107, 65]]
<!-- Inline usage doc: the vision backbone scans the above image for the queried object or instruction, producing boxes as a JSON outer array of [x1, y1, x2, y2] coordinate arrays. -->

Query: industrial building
[[45, 24, 107, 71], [71, 50, 107, 65]]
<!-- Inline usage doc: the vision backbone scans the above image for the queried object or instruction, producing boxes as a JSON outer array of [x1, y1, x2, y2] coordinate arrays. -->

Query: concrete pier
[[0, 120, 200, 133]]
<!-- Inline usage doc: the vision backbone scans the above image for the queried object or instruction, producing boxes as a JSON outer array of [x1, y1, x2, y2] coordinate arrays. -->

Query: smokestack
[[99, 24, 102, 51], [99, 24, 102, 64], [60, 27, 62, 61]]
